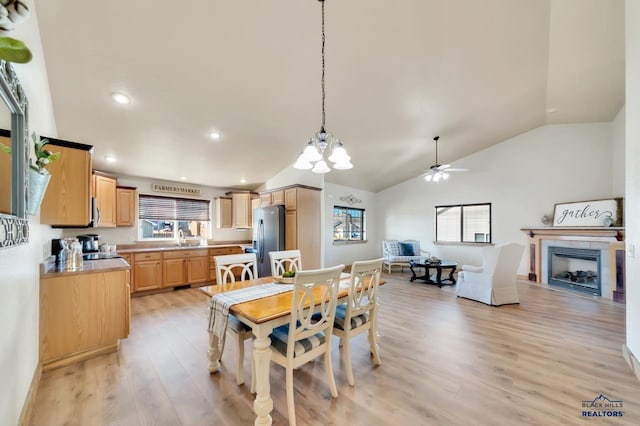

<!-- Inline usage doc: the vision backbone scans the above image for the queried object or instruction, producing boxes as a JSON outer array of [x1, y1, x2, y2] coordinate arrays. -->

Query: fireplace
[[547, 246, 601, 296]]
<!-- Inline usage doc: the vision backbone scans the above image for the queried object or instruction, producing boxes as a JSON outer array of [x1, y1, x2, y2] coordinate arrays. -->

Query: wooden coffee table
[[409, 260, 457, 287]]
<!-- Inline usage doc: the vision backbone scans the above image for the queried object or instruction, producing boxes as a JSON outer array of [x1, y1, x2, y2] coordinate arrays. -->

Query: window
[[333, 206, 365, 242], [435, 203, 491, 243], [138, 195, 211, 240]]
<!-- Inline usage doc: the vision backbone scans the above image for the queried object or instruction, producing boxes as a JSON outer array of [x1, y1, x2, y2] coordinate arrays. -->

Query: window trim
[[435, 202, 492, 244], [137, 194, 211, 241], [332, 205, 366, 243]]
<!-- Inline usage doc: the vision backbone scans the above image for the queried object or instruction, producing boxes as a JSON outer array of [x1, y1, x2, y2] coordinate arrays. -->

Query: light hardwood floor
[[30, 273, 640, 425]]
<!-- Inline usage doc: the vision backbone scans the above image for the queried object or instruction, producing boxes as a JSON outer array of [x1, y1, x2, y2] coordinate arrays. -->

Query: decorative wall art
[[552, 198, 623, 227]]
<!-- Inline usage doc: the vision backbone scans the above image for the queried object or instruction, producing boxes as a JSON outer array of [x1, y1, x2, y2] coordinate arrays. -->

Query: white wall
[[376, 123, 616, 274], [259, 165, 323, 192], [625, 0, 640, 363], [324, 183, 379, 268], [0, 3, 60, 425], [611, 106, 625, 197], [60, 175, 253, 245]]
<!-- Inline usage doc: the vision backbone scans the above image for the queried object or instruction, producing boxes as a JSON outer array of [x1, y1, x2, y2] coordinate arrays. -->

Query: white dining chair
[[332, 258, 383, 386], [269, 264, 344, 426], [214, 253, 258, 386], [269, 249, 302, 276]]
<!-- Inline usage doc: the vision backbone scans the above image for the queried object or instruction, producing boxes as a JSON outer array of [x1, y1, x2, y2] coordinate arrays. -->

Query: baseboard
[[516, 274, 529, 281], [622, 344, 640, 384], [19, 361, 42, 426]]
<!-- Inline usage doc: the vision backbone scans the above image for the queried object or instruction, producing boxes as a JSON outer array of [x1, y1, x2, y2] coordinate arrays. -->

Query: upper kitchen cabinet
[[40, 138, 93, 226], [215, 196, 232, 228], [116, 186, 137, 227], [227, 191, 256, 229], [93, 172, 117, 227], [232, 192, 251, 228]]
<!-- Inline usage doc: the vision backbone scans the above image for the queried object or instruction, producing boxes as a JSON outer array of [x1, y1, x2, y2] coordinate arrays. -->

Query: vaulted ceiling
[[35, 0, 624, 192]]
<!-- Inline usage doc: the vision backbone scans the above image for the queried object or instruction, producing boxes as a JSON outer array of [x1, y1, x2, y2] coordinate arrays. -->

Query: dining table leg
[[252, 323, 273, 426]]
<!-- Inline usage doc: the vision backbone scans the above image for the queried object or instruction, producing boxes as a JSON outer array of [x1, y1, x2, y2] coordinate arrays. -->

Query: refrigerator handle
[[259, 219, 265, 262]]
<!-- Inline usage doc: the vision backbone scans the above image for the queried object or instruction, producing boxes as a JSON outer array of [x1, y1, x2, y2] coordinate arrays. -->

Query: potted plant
[[0, 1, 32, 63], [27, 133, 60, 215]]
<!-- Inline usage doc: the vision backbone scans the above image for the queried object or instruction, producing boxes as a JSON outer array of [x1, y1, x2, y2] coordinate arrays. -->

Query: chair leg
[[286, 367, 296, 426], [368, 326, 382, 366], [235, 333, 244, 385], [343, 332, 355, 386], [324, 347, 338, 398]]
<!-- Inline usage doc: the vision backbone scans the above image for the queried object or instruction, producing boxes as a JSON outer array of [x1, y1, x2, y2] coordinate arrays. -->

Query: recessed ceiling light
[[547, 107, 558, 113], [105, 155, 117, 163], [240, 178, 247, 184], [210, 131, 221, 141], [111, 92, 131, 105], [180, 176, 187, 180]]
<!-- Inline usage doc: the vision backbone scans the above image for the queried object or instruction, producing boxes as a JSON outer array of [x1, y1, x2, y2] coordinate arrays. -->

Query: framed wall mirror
[[0, 59, 29, 249]]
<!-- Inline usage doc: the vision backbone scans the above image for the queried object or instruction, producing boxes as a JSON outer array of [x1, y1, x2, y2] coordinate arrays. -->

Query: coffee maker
[[77, 234, 100, 253]]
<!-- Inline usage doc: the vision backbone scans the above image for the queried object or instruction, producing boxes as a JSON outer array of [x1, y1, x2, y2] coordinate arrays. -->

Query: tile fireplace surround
[[521, 227, 625, 303]]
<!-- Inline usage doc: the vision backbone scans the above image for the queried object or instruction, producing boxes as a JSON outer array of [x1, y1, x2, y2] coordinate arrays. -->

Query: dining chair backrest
[[347, 258, 384, 318], [286, 264, 344, 359], [269, 250, 302, 276], [214, 253, 258, 285]]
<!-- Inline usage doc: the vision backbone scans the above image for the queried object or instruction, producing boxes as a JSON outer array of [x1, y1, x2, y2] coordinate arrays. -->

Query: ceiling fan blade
[[438, 164, 451, 170], [446, 168, 468, 172]]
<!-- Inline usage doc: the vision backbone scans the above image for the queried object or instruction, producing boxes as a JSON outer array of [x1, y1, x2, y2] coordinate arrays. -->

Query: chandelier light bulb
[[293, 155, 313, 170], [425, 174, 433, 182], [301, 141, 323, 162], [333, 161, 354, 170], [328, 143, 350, 163], [442, 172, 449, 180], [433, 173, 442, 182], [311, 159, 331, 174]]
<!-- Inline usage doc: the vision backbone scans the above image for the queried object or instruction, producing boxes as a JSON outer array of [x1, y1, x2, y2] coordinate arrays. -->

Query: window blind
[[139, 195, 210, 221]]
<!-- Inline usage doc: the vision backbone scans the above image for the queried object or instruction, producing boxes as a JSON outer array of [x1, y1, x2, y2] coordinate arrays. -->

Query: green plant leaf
[[0, 36, 32, 63]]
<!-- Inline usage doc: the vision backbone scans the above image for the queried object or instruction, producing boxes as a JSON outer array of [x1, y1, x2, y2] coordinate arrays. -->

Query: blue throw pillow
[[398, 242, 415, 256]]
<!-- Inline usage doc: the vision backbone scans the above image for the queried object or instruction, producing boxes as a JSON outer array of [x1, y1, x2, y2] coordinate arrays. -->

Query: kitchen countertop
[[41, 258, 130, 279], [116, 243, 252, 254]]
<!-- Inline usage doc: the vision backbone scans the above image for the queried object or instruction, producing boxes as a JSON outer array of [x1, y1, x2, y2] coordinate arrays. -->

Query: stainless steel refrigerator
[[252, 205, 285, 277]]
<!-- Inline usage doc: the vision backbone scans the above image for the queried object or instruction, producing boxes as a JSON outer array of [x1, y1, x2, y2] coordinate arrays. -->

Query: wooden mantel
[[521, 227, 626, 303]]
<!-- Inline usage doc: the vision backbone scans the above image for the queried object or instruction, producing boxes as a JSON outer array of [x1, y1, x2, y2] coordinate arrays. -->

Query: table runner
[[208, 283, 294, 357]]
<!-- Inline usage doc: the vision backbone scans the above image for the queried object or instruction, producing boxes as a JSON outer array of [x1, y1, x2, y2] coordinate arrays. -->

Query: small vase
[[27, 169, 51, 216]]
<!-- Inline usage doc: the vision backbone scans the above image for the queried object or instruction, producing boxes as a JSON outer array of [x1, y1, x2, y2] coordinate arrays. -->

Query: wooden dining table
[[201, 273, 380, 426]]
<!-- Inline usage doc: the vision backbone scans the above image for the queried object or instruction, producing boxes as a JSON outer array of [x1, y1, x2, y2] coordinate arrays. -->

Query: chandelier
[[294, 0, 353, 173]]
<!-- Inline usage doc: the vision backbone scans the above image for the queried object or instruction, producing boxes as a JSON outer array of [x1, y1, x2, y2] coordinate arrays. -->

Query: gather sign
[[552, 198, 622, 227]]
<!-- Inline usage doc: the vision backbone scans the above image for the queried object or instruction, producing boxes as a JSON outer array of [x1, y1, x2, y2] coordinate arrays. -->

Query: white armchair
[[456, 243, 524, 306]]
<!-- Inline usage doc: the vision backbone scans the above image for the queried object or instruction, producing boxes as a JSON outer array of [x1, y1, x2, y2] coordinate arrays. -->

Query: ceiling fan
[[423, 136, 467, 182]]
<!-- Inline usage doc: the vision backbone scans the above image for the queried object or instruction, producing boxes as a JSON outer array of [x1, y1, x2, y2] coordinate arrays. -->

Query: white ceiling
[[35, 0, 624, 193]]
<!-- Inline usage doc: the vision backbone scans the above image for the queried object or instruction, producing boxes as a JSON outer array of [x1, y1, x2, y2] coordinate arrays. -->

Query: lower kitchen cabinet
[[126, 246, 244, 292], [163, 255, 186, 287], [40, 268, 130, 371], [133, 252, 162, 291], [186, 255, 208, 283]]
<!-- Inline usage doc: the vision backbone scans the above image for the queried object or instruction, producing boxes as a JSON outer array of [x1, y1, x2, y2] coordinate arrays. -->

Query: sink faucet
[[178, 229, 184, 246]]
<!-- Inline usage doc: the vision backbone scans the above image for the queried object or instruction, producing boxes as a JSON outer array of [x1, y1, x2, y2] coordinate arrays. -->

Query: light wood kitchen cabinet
[[284, 188, 297, 210], [120, 253, 133, 292], [93, 172, 117, 227], [260, 193, 271, 207], [40, 139, 93, 226], [186, 251, 209, 284], [162, 252, 186, 287], [216, 197, 232, 228], [116, 186, 136, 227], [271, 190, 285, 205], [133, 252, 162, 291], [231, 192, 252, 228], [40, 268, 130, 371], [285, 209, 297, 251]]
